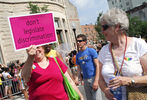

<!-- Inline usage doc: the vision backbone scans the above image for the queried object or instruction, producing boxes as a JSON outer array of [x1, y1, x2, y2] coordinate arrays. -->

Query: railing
[[0, 78, 26, 99]]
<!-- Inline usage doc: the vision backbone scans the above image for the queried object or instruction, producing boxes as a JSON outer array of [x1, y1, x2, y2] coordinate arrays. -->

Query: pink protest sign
[[8, 13, 57, 51]]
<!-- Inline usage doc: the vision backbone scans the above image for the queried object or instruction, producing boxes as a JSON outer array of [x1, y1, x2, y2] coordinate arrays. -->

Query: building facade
[[107, 0, 146, 11], [64, 0, 82, 50], [126, 3, 147, 21], [0, 0, 81, 64], [81, 24, 98, 45]]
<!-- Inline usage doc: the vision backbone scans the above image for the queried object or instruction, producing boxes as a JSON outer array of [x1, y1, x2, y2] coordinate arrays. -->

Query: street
[[7, 85, 107, 100]]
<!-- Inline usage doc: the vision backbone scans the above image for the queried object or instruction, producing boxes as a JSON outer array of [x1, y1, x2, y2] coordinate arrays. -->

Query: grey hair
[[100, 8, 129, 31]]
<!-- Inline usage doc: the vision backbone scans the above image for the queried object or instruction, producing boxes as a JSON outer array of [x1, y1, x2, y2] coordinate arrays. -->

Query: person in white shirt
[[98, 8, 147, 100], [2, 67, 13, 99]]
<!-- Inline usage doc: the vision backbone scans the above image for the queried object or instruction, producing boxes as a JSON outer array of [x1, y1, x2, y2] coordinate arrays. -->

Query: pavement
[[4, 95, 25, 100], [4, 85, 107, 100], [78, 85, 107, 100], [13, 95, 25, 100]]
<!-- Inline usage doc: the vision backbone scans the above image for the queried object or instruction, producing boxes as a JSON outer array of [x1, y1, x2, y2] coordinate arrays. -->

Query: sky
[[69, 0, 109, 25]]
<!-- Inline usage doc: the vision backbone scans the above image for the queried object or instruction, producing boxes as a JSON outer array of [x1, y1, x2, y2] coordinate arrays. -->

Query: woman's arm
[[98, 61, 114, 100], [21, 45, 36, 83], [133, 53, 147, 86], [109, 53, 147, 88], [64, 71, 84, 100]]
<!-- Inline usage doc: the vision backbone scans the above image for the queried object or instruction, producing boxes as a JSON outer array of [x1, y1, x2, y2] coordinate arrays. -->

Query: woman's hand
[[104, 88, 116, 100], [80, 96, 84, 100], [109, 76, 131, 89], [27, 45, 37, 57]]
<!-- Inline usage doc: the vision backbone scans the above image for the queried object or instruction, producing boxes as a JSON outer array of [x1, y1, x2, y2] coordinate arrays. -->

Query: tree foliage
[[95, 13, 147, 41], [95, 12, 105, 42], [28, 2, 48, 13], [141, 21, 147, 37], [128, 15, 147, 38], [128, 15, 141, 37], [27, 3, 57, 48]]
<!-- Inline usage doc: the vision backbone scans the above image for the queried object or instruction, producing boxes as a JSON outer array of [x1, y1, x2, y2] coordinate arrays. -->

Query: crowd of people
[[0, 60, 28, 100], [0, 8, 147, 100]]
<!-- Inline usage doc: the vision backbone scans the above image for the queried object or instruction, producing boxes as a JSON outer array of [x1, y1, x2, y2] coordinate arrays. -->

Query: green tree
[[95, 13, 147, 40], [95, 12, 105, 42], [128, 15, 142, 37], [128, 15, 147, 38], [27, 3, 57, 48], [140, 21, 147, 37], [28, 2, 48, 13]]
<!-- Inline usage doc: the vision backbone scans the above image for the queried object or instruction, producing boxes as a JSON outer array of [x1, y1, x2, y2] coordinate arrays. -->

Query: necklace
[[110, 36, 127, 76]]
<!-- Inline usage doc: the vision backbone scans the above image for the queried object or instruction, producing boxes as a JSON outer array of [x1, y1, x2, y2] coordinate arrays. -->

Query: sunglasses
[[77, 40, 85, 43], [102, 24, 110, 31]]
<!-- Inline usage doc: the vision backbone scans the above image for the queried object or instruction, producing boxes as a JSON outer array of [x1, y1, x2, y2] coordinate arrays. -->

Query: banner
[[8, 12, 57, 51]]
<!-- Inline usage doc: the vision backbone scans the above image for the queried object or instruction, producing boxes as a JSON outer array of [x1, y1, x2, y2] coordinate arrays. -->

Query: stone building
[[126, 3, 147, 21], [107, 0, 146, 11], [81, 24, 98, 45], [0, 0, 81, 64], [107, 0, 147, 28]]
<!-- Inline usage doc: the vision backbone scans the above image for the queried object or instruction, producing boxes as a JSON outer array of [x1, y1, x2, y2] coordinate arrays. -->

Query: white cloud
[[69, 0, 109, 25], [79, 16, 88, 25], [69, 0, 93, 9]]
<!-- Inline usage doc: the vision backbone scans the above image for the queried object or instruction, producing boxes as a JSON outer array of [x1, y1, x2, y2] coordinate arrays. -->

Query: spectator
[[44, 44, 64, 62], [76, 34, 100, 100], [68, 52, 74, 69], [0, 64, 4, 98], [17, 63, 28, 100], [0, 73, 3, 98], [2, 67, 13, 99], [71, 50, 78, 85]]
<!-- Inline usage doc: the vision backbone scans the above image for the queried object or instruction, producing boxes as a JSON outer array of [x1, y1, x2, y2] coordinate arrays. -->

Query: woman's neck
[[37, 57, 49, 69], [111, 35, 127, 49], [35, 57, 47, 63]]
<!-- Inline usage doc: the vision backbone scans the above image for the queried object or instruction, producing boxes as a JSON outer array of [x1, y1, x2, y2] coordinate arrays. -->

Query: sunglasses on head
[[102, 24, 110, 31], [77, 40, 85, 43]]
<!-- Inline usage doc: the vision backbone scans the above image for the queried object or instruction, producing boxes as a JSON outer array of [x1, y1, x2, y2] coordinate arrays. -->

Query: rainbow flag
[[125, 57, 132, 61], [32, 65, 36, 70]]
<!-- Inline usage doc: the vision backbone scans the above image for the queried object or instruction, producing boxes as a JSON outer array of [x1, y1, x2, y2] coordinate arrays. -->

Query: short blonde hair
[[100, 8, 129, 31]]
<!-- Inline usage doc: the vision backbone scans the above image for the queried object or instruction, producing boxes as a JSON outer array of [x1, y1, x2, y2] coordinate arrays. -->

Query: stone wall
[[0, 0, 80, 64]]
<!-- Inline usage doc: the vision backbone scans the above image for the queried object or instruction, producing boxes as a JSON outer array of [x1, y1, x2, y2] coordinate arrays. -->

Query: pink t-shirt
[[27, 57, 69, 100]]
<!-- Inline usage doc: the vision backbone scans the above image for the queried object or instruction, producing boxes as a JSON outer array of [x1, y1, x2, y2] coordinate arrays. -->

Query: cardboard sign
[[8, 13, 57, 51]]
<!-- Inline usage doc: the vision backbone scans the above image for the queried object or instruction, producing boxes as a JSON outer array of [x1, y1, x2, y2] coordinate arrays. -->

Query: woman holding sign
[[21, 45, 83, 100]]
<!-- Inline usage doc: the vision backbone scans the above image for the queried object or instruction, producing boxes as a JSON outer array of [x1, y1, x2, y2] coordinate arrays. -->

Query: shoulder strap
[[53, 57, 64, 76]]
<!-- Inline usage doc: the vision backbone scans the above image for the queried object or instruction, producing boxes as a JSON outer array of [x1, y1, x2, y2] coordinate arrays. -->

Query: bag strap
[[53, 57, 64, 76]]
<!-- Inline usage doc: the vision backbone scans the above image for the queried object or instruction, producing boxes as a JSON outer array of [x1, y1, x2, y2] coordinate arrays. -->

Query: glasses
[[102, 24, 110, 31], [77, 40, 84, 43]]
